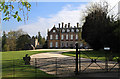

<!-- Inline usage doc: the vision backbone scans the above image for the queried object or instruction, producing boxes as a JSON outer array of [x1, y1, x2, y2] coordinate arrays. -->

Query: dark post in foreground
[[75, 43, 78, 75]]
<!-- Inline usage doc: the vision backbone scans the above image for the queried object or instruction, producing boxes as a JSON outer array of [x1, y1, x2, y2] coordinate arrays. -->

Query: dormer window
[[71, 29, 74, 32], [53, 30, 56, 32], [67, 29, 70, 32], [76, 29, 79, 32], [62, 29, 65, 32]]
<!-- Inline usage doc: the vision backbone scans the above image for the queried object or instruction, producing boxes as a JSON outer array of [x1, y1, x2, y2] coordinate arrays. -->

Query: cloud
[[18, 0, 119, 38], [18, 4, 86, 37]]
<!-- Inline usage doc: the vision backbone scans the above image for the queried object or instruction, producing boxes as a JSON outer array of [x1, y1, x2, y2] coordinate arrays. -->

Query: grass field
[[62, 50, 119, 61], [1, 50, 58, 78]]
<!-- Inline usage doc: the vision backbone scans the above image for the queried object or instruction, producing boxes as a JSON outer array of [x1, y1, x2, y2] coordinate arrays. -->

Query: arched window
[[53, 30, 56, 32]]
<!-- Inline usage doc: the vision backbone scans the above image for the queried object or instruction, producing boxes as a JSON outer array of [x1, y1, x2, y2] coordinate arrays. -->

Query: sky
[[2, 0, 120, 38]]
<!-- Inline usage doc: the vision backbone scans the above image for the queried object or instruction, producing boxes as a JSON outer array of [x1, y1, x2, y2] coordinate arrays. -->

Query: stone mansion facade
[[47, 22, 82, 48]]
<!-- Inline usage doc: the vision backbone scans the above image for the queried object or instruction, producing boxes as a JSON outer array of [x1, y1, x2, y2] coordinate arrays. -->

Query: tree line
[[82, 1, 120, 53], [2, 29, 46, 51]]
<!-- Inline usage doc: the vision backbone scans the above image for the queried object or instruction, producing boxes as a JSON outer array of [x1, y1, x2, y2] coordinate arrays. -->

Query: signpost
[[104, 47, 110, 72]]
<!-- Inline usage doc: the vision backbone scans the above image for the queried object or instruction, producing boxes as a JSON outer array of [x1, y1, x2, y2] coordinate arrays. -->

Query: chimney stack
[[65, 24, 67, 28], [77, 22, 79, 28], [62, 22, 64, 28], [58, 23, 60, 28], [68, 23, 70, 28]]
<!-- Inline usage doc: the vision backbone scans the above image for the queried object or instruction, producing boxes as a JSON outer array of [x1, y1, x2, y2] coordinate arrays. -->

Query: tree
[[110, 20, 120, 53], [3, 29, 25, 51], [38, 31, 42, 45], [82, 1, 112, 50], [0, 37, 2, 51], [16, 34, 32, 50], [0, 1, 31, 22], [2, 31, 6, 51], [41, 37, 45, 46], [6, 31, 17, 51], [43, 40, 48, 49]]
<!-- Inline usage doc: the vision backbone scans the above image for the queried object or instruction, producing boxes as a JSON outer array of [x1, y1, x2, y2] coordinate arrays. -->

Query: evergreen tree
[[82, 1, 112, 50], [2, 31, 7, 51], [38, 32, 42, 45], [16, 34, 32, 50]]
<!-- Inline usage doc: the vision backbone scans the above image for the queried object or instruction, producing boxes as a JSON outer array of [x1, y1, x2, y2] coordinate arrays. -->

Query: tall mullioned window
[[56, 35, 58, 39], [50, 42, 52, 47], [50, 35, 52, 40], [56, 42, 58, 47], [61, 35, 64, 40], [66, 34, 68, 40], [71, 34, 73, 40], [76, 34, 78, 40]]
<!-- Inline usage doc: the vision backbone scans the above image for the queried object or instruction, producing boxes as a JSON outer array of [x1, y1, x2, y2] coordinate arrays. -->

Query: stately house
[[47, 22, 82, 48]]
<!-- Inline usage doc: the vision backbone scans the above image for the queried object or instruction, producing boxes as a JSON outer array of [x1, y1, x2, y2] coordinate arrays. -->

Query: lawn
[[1, 50, 58, 78], [62, 50, 120, 61]]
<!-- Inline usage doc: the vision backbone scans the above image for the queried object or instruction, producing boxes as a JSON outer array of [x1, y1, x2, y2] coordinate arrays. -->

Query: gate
[[75, 43, 120, 74], [30, 57, 76, 77]]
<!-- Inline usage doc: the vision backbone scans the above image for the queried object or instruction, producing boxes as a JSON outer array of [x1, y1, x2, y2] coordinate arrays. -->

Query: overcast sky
[[2, 0, 120, 38]]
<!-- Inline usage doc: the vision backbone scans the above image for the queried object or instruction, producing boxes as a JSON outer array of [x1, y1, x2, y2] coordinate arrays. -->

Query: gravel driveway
[[30, 51, 120, 77]]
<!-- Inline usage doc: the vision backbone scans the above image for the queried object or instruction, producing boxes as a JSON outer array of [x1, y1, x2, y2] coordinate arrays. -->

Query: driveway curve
[[30, 51, 70, 58]]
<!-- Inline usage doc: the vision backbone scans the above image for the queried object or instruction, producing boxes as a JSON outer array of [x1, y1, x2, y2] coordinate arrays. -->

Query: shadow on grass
[[2, 59, 55, 78]]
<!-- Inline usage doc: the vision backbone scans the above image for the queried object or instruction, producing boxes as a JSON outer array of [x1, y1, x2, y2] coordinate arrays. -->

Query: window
[[50, 35, 52, 40], [53, 30, 56, 32], [76, 29, 79, 32], [71, 29, 74, 32], [62, 29, 65, 32], [56, 35, 58, 40], [66, 34, 68, 40], [66, 43, 68, 47], [71, 34, 73, 40], [76, 34, 78, 40], [56, 42, 58, 47], [50, 42, 52, 47], [61, 35, 64, 40], [67, 29, 70, 32], [61, 43, 64, 47]]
